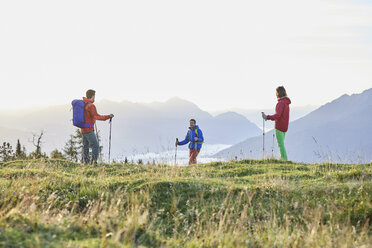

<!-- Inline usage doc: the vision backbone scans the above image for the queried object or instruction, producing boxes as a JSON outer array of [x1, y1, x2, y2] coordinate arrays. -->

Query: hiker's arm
[[178, 132, 190, 146], [90, 105, 110, 121], [267, 103, 284, 120]]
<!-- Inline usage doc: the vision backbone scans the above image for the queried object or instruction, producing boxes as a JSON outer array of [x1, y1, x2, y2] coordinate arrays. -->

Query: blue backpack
[[71, 100, 93, 128]]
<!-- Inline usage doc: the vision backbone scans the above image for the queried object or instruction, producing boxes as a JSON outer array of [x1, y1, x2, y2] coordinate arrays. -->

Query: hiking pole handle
[[109, 114, 114, 122]]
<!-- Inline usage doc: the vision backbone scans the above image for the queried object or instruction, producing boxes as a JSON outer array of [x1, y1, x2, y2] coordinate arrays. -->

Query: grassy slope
[[0, 159, 371, 247]]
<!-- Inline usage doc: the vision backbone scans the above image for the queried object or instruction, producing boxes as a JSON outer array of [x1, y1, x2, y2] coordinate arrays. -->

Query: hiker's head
[[189, 119, 196, 128], [86, 89, 96, 100], [276, 86, 287, 98]]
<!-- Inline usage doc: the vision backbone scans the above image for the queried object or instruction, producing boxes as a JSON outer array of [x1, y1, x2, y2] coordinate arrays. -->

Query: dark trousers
[[82, 131, 99, 164]]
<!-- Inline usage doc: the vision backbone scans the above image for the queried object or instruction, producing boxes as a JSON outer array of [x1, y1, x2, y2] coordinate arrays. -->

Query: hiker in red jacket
[[262, 86, 291, 161], [82, 89, 114, 164]]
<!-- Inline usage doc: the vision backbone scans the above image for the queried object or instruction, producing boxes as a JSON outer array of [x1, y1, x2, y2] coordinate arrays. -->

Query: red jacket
[[81, 97, 110, 134], [267, 97, 291, 132]]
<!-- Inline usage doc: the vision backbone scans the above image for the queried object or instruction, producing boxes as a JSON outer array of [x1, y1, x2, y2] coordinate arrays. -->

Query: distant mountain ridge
[[212, 105, 318, 129], [0, 97, 261, 159], [215, 88, 372, 163]]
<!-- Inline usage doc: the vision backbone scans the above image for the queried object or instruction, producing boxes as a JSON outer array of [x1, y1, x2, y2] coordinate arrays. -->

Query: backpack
[[71, 100, 93, 128]]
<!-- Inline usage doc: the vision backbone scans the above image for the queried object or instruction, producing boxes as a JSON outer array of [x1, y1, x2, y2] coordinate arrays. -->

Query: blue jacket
[[178, 125, 204, 149]]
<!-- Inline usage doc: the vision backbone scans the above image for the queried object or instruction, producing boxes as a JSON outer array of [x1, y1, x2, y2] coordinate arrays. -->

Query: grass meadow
[[0, 159, 371, 247]]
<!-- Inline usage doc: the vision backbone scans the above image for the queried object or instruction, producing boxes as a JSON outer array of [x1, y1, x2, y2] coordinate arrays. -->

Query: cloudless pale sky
[[0, 0, 371, 111]]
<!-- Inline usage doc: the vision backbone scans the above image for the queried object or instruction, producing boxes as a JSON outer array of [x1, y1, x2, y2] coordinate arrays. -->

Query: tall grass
[[0, 159, 371, 247]]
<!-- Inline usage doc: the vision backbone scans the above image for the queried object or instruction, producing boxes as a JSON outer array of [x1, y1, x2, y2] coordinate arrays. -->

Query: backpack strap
[[193, 128, 204, 145], [84, 102, 93, 129], [195, 128, 204, 145]]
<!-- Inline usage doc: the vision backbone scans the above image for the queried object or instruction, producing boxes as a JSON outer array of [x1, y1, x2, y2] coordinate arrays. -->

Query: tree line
[[0, 129, 103, 162]]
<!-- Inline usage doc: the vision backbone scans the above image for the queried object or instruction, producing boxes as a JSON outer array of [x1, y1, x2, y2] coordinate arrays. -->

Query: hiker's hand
[[194, 137, 198, 142], [262, 112, 267, 120], [175, 141, 179, 146], [109, 114, 114, 118]]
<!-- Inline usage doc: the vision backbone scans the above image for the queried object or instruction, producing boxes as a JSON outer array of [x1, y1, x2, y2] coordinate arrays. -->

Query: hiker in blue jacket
[[176, 119, 204, 165]]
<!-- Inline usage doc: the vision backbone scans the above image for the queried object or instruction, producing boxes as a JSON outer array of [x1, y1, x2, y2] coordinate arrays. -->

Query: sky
[[0, 0, 371, 111]]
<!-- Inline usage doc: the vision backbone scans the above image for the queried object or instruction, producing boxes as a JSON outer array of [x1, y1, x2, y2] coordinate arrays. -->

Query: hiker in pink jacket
[[262, 86, 291, 160]]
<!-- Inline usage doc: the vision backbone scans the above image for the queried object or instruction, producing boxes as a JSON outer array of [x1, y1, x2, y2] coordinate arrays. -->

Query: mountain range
[[0, 97, 261, 159], [1, 89, 370, 164], [212, 105, 318, 130]]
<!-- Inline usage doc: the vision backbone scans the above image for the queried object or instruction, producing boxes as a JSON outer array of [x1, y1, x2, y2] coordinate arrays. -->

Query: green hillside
[[0, 159, 371, 247]]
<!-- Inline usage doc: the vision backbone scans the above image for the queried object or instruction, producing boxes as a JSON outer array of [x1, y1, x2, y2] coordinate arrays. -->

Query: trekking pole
[[262, 113, 265, 160], [108, 117, 112, 163], [95, 123, 99, 144], [94, 124, 101, 164], [272, 133, 275, 159], [174, 138, 178, 165]]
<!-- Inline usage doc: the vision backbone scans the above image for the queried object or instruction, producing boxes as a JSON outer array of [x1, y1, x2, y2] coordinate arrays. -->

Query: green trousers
[[275, 129, 288, 161]]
